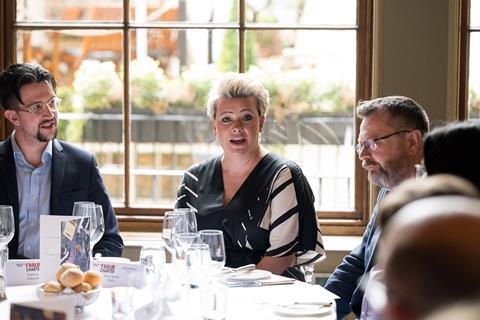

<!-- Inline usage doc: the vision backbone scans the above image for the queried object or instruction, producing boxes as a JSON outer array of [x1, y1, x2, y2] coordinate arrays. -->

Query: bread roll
[[43, 280, 64, 293], [60, 268, 84, 288], [83, 270, 102, 288], [73, 282, 93, 293], [55, 262, 78, 281]]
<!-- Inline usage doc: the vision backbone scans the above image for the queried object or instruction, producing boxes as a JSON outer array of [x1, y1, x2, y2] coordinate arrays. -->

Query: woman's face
[[212, 96, 265, 158]]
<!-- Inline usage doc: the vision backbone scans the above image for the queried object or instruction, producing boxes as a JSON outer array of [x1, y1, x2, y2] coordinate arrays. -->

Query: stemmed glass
[[199, 229, 226, 276], [0, 205, 14, 251], [73, 201, 94, 216], [73, 202, 99, 260], [0, 205, 15, 299], [162, 211, 188, 255], [174, 208, 198, 233], [0, 205, 14, 262], [91, 205, 105, 253]]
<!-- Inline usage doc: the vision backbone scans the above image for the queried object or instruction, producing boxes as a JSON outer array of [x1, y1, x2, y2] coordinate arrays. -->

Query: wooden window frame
[[459, 0, 480, 121], [1, 0, 374, 235]]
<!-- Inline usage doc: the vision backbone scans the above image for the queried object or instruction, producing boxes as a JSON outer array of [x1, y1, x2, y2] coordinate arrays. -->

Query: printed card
[[91, 259, 145, 288], [5, 259, 40, 286], [40, 215, 90, 282]]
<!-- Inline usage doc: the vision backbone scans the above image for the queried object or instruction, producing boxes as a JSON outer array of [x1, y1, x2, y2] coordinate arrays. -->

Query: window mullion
[[123, 0, 131, 208], [239, 0, 245, 72]]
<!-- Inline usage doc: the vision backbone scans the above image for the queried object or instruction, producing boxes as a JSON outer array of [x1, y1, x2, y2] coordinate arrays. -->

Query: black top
[[176, 152, 324, 269]]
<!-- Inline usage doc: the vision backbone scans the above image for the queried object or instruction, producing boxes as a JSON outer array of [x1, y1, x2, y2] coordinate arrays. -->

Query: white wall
[[373, 0, 458, 125]]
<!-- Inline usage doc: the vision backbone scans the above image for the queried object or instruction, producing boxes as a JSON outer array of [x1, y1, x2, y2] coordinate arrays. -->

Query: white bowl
[[36, 283, 101, 308]]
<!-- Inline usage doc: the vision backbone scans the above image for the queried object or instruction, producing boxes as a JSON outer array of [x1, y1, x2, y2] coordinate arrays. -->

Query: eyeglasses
[[355, 129, 412, 154], [17, 96, 62, 115]]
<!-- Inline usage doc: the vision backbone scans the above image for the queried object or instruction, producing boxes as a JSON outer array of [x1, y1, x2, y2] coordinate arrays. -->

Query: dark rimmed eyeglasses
[[355, 129, 412, 154], [16, 96, 62, 115]]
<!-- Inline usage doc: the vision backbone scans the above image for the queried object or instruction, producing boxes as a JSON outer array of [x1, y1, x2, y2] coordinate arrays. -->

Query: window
[[2, 0, 372, 234], [467, 0, 480, 119]]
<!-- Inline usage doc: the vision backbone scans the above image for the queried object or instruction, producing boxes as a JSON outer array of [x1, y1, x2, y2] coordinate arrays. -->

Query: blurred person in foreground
[[0, 63, 123, 259], [377, 194, 480, 320], [324, 96, 429, 319], [423, 121, 480, 190], [423, 301, 480, 320], [359, 174, 480, 319], [176, 72, 324, 280], [378, 174, 480, 229]]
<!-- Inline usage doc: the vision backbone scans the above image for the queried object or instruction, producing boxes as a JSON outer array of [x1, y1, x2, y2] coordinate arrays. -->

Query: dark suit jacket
[[324, 188, 389, 319], [0, 136, 123, 259]]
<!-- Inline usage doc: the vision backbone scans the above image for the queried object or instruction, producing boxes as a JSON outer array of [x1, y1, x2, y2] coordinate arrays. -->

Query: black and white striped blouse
[[176, 152, 325, 268]]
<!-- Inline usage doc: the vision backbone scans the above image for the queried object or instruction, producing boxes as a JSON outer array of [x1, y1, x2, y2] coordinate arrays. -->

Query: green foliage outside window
[[469, 87, 480, 119]]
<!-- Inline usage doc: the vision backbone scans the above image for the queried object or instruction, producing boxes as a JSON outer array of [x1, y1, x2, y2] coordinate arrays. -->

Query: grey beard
[[369, 160, 412, 189]]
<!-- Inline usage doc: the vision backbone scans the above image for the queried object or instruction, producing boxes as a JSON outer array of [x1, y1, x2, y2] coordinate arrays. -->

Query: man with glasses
[[0, 63, 123, 259], [325, 96, 429, 319]]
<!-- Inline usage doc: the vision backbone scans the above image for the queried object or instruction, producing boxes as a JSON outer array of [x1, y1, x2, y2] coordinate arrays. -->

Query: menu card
[[40, 215, 90, 282], [5, 259, 40, 286], [91, 259, 145, 288]]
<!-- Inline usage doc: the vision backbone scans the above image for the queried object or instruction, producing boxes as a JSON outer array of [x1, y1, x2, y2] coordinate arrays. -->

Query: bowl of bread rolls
[[36, 262, 103, 308]]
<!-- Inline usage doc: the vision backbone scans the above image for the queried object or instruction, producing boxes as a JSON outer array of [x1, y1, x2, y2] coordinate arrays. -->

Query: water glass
[[201, 280, 228, 320], [199, 230, 226, 275], [301, 263, 315, 284], [186, 243, 211, 287], [173, 232, 200, 260], [111, 286, 135, 319], [140, 244, 166, 284]]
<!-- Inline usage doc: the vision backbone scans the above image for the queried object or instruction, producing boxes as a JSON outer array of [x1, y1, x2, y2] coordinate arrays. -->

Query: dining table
[[0, 275, 337, 319]]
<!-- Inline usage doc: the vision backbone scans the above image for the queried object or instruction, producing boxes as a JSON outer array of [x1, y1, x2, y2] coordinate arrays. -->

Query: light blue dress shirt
[[11, 131, 53, 258]]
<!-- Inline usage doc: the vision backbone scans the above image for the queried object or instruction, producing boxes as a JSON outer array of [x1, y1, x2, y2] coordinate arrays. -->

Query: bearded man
[[325, 96, 429, 319], [0, 63, 123, 259]]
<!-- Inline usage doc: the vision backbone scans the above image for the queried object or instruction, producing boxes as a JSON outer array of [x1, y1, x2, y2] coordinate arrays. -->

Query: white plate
[[273, 304, 332, 317], [226, 269, 272, 282]]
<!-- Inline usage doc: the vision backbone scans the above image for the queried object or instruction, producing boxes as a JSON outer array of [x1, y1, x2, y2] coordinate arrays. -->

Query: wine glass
[[73, 201, 95, 216], [0, 205, 15, 277], [174, 208, 198, 233], [0, 206, 14, 248], [91, 205, 105, 253], [73, 203, 98, 260], [162, 211, 188, 255], [199, 230, 226, 276]]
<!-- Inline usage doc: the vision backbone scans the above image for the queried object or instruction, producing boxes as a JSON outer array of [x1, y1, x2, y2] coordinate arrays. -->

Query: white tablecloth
[[0, 280, 337, 319]]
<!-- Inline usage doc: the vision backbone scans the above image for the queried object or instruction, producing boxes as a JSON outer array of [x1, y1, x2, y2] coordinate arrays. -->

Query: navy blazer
[[0, 136, 123, 259], [324, 188, 389, 319]]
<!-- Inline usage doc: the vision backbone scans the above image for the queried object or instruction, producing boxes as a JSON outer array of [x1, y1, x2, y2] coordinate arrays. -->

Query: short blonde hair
[[205, 72, 270, 118]]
